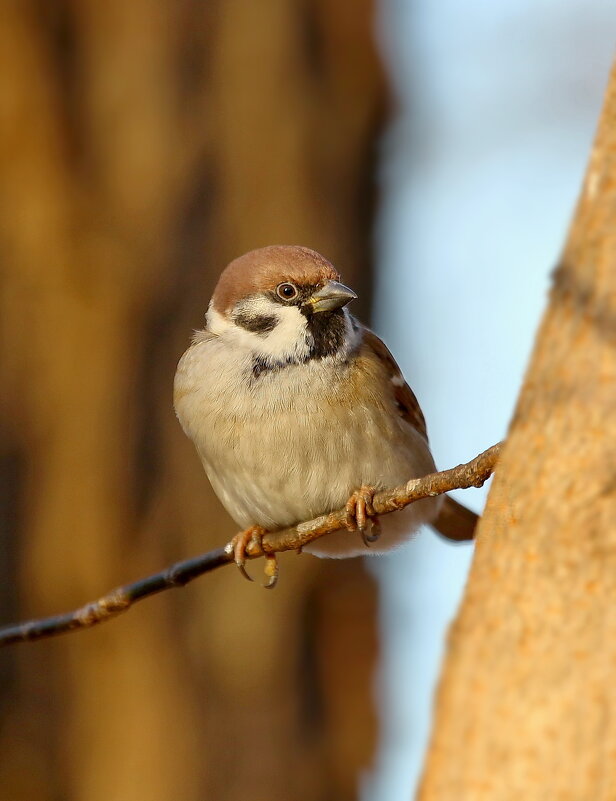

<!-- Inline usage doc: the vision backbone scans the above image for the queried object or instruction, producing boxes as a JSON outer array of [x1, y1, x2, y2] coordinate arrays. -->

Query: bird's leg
[[225, 525, 279, 589], [345, 486, 381, 547]]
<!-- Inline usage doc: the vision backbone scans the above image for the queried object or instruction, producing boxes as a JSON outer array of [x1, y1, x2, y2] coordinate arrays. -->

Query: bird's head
[[206, 245, 358, 369]]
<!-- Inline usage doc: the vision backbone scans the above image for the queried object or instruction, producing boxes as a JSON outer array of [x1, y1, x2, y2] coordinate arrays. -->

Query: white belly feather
[[174, 333, 441, 557]]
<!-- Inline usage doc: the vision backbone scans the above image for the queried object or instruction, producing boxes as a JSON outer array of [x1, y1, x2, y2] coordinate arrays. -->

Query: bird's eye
[[276, 282, 299, 301]]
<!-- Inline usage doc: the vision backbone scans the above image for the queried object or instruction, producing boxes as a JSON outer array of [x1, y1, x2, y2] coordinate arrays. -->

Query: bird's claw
[[263, 553, 279, 589], [345, 486, 381, 547], [362, 516, 381, 547], [225, 526, 279, 588]]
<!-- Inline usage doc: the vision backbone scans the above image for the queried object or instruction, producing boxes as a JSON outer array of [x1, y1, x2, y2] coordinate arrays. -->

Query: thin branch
[[0, 442, 502, 647]]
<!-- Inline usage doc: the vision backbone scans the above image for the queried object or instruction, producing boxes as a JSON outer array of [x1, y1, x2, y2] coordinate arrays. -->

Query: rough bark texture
[[419, 62, 616, 800], [0, 3, 385, 800]]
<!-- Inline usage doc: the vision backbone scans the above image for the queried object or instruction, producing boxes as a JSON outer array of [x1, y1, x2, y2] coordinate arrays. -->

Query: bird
[[174, 245, 467, 587]]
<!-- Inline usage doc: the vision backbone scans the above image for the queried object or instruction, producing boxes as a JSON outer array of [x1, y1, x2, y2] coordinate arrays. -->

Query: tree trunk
[[419, 61, 616, 801], [0, 3, 386, 800]]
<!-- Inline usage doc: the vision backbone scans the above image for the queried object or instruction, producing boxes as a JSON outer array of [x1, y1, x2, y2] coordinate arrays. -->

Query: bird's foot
[[345, 486, 381, 547], [225, 525, 279, 589]]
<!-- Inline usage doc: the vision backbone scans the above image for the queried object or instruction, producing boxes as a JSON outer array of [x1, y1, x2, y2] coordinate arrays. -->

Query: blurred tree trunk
[[0, 2, 386, 800], [419, 62, 616, 801]]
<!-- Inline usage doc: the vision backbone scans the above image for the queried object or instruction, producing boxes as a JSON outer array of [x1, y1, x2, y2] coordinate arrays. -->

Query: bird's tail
[[431, 495, 478, 542]]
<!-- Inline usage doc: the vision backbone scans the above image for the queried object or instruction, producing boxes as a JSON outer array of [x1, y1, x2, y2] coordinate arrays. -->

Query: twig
[[0, 442, 502, 647]]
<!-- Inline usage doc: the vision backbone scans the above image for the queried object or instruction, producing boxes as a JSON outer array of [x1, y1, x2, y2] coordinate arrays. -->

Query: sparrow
[[174, 245, 445, 585]]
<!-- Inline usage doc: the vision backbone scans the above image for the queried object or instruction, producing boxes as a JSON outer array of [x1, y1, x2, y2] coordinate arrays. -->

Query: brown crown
[[212, 245, 340, 313]]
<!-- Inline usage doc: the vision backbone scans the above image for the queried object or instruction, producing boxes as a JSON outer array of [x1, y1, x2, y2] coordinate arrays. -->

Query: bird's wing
[[361, 327, 429, 441], [362, 327, 481, 542]]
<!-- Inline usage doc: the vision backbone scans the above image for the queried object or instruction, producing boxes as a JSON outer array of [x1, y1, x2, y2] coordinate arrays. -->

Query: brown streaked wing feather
[[361, 328, 429, 441]]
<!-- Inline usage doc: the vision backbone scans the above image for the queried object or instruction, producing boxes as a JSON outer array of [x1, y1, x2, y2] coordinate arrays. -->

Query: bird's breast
[[174, 338, 435, 531]]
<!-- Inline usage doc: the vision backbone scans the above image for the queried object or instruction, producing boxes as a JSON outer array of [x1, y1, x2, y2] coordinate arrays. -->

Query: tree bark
[[419, 61, 616, 800], [0, 3, 385, 800]]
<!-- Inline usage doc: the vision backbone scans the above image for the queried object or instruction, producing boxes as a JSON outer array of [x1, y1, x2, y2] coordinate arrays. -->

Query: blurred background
[[0, 2, 613, 800]]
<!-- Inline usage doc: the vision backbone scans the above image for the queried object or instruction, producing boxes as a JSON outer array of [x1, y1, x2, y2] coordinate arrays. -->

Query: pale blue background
[[365, 3, 616, 799]]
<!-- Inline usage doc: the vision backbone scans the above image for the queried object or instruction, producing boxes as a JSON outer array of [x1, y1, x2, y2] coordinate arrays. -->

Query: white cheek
[[261, 305, 310, 358], [206, 301, 310, 361]]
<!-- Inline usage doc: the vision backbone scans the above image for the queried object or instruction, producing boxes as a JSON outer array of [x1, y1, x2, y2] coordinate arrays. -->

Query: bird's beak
[[308, 280, 357, 313]]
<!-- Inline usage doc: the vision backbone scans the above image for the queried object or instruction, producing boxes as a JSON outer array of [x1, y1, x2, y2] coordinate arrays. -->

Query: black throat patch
[[304, 307, 347, 359]]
